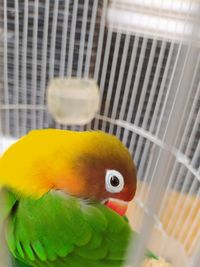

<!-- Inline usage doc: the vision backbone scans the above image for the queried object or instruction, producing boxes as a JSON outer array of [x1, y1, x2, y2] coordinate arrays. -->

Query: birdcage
[[0, 1, 200, 267]]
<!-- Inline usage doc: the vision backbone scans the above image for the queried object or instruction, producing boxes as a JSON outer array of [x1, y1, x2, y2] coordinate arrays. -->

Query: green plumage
[[3, 190, 134, 267]]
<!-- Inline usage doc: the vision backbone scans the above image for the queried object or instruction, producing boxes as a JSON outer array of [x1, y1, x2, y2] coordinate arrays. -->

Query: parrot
[[0, 129, 156, 267]]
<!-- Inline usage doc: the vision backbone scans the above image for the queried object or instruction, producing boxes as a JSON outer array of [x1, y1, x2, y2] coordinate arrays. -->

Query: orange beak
[[104, 198, 129, 216]]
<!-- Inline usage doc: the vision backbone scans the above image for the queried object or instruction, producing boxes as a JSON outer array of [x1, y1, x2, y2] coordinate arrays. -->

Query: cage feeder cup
[[47, 78, 100, 125]]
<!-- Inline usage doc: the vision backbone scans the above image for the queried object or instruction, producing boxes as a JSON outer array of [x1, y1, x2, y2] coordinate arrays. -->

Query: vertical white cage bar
[[3, 0, 9, 135], [31, 0, 39, 130], [59, 0, 69, 77], [84, 0, 98, 78], [38, 0, 50, 129], [77, 0, 89, 78], [67, 0, 78, 77], [14, 0, 19, 136], [49, 0, 59, 79], [21, 0, 28, 134]]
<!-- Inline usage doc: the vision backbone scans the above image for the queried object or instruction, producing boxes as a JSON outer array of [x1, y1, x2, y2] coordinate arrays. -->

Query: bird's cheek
[[118, 187, 136, 202], [54, 175, 86, 196]]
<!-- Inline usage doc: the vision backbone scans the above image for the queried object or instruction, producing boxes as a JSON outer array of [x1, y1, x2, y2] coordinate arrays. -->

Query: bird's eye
[[105, 170, 124, 193]]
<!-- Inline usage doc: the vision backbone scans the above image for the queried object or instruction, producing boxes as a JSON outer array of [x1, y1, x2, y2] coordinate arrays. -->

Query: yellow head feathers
[[0, 129, 137, 201]]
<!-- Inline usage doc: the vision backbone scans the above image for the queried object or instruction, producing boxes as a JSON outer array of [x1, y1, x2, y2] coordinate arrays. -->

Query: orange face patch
[[54, 173, 86, 197]]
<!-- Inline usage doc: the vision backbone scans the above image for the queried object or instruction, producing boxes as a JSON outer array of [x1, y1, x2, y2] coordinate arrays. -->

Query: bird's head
[[0, 129, 137, 216]]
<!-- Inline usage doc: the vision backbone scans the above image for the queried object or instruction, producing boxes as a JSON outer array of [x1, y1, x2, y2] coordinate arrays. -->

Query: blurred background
[[0, 0, 200, 266]]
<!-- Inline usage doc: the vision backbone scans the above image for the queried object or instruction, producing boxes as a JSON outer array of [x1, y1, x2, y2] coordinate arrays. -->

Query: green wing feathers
[[0, 189, 17, 221], [5, 191, 133, 267]]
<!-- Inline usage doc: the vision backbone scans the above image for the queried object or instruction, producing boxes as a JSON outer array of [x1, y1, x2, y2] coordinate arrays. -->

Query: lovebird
[[0, 129, 154, 267]]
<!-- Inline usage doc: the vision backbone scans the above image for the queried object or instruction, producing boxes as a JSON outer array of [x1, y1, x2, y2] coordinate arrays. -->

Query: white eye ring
[[105, 170, 124, 193]]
